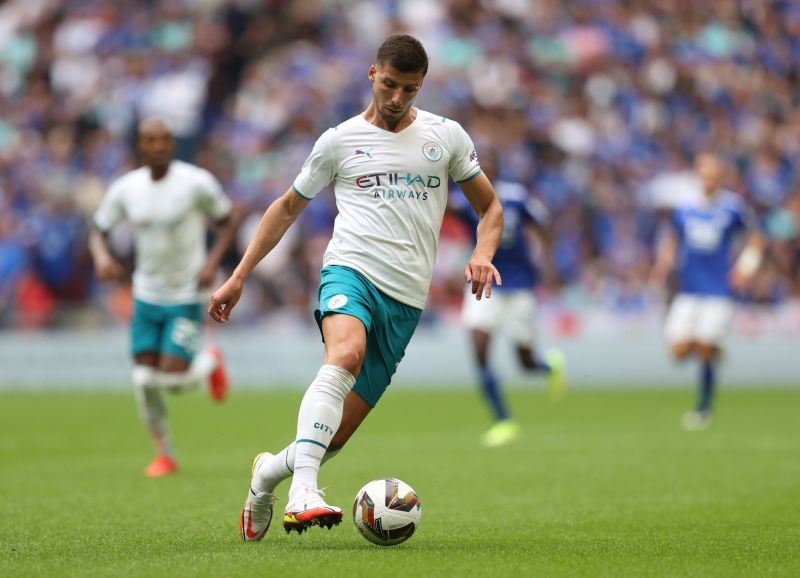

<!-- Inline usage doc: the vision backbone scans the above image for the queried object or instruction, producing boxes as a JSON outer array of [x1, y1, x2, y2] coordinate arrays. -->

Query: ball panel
[[352, 478, 421, 547]]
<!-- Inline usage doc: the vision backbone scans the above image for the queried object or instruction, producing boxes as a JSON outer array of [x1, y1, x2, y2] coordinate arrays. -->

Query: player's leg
[[665, 294, 700, 361], [461, 288, 516, 445], [683, 297, 734, 430], [509, 291, 567, 400], [133, 351, 179, 477], [243, 266, 372, 540], [154, 303, 228, 401], [284, 313, 362, 514], [242, 392, 371, 541], [252, 392, 370, 494], [130, 299, 177, 476]]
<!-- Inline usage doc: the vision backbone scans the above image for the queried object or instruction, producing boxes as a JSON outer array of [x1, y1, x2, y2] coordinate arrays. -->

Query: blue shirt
[[454, 180, 548, 291], [672, 191, 752, 297]]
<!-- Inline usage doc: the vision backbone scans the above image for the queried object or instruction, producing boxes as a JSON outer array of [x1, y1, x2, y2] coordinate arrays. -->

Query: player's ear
[[368, 64, 376, 82]]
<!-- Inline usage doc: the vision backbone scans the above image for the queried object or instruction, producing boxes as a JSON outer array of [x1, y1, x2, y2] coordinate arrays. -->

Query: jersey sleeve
[[93, 179, 127, 233], [292, 129, 336, 200], [195, 168, 232, 221], [448, 124, 481, 183]]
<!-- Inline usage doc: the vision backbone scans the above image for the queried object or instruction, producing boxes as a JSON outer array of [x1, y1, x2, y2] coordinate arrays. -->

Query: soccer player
[[650, 152, 765, 430], [452, 151, 566, 447], [90, 118, 240, 476], [208, 35, 503, 540]]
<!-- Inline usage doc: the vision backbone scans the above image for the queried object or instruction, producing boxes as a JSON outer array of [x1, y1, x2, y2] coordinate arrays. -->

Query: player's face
[[696, 154, 723, 193], [138, 125, 174, 169], [369, 63, 424, 125]]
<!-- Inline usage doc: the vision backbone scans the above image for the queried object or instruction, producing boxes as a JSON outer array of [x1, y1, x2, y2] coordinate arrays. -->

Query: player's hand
[[95, 256, 125, 282], [197, 261, 217, 290], [464, 254, 502, 301], [208, 276, 244, 323]]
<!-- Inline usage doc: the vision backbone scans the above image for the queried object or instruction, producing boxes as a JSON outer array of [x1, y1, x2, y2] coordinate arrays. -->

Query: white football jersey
[[293, 109, 481, 309], [94, 160, 232, 305]]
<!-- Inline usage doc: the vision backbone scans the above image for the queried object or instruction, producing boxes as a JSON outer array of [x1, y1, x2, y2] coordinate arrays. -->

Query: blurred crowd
[[1, 0, 799, 330]]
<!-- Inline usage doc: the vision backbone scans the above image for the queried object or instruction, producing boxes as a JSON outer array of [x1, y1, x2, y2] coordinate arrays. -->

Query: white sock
[[253, 442, 341, 494], [287, 365, 355, 503], [154, 348, 217, 392], [132, 365, 175, 458]]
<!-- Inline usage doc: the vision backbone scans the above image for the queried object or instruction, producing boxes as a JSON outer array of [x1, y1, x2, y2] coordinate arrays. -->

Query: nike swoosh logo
[[243, 509, 262, 540]]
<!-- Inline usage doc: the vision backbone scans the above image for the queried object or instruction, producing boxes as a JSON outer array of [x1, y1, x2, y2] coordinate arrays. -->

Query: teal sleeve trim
[[292, 184, 313, 200], [456, 169, 482, 184], [296, 438, 328, 450]]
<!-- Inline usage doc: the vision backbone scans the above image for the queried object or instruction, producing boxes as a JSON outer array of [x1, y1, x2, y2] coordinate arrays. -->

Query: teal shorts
[[131, 299, 203, 362], [315, 266, 422, 407]]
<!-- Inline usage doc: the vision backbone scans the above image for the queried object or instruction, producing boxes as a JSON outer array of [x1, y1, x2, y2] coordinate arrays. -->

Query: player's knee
[[670, 342, 694, 360], [132, 365, 157, 389], [696, 344, 719, 363], [327, 346, 363, 376]]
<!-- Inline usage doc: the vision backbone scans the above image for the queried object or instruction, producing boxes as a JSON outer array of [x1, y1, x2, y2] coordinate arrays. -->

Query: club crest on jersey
[[422, 141, 443, 162], [327, 294, 348, 309]]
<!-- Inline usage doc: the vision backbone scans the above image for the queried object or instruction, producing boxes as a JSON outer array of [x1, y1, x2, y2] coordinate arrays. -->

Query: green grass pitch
[[1, 387, 799, 577]]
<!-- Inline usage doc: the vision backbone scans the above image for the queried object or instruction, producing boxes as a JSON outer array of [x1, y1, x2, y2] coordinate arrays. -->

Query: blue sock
[[697, 360, 715, 413], [479, 367, 509, 421]]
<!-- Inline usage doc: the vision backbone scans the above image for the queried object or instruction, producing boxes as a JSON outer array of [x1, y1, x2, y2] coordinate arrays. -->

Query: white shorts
[[461, 288, 536, 346], [664, 293, 735, 346]]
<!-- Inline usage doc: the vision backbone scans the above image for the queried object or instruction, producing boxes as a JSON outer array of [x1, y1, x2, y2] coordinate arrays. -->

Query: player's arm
[[460, 172, 503, 300], [649, 211, 677, 287], [209, 188, 309, 322], [524, 196, 558, 288], [197, 205, 245, 289], [730, 231, 766, 291], [88, 227, 126, 282]]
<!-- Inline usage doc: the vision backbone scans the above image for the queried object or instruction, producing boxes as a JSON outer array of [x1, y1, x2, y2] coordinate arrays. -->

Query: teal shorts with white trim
[[131, 299, 203, 362], [315, 265, 422, 407]]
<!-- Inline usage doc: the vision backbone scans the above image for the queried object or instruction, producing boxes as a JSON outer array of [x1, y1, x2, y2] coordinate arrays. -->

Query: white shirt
[[293, 109, 481, 309], [94, 160, 232, 305]]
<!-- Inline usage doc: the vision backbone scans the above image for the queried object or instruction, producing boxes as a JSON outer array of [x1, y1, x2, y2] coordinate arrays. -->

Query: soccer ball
[[352, 478, 422, 546]]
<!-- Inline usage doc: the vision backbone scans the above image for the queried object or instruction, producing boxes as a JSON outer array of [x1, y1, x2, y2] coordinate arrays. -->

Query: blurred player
[[89, 118, 240, 476], [651, 152, 765, 430], [451, 151, 565, 447], [209, 35, 503, 539]]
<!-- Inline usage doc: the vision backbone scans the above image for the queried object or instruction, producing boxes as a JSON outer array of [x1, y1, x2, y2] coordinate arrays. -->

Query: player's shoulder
[[416, 109, 468, 136], [715, 188, 745, 212], [107, 166, 148, 193], [170, 159, 215, 182]]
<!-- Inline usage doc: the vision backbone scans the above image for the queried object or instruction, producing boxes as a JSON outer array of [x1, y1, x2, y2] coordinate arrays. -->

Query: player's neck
[[148, 163, 170, 181], [363, 103, 417, 133]]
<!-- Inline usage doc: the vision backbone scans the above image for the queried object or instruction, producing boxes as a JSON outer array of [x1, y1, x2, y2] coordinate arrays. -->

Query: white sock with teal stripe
[[287, 365, 355, 505], [252, 443, 341, 494], [132, 365, 175, 459]]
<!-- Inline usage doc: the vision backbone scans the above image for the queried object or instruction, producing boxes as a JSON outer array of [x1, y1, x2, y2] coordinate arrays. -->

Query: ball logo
[[422, 141, 443, 162], [327, 294, 348, 309]]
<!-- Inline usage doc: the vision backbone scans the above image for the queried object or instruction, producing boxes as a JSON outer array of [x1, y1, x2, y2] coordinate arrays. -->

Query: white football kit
[[94, 160, 232, 305], [292, 109, 481, 309]]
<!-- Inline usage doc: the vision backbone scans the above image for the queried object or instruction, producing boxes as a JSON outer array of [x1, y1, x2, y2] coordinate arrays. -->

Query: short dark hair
[[376, 34, 429, 76]]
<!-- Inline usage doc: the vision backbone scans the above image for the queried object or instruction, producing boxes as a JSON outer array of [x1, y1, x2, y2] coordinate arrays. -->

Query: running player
[[452, 151, 566, 447], [208, 35, 503, 540], [90, 118, 240, 476], [650, 152, 765, 430]]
